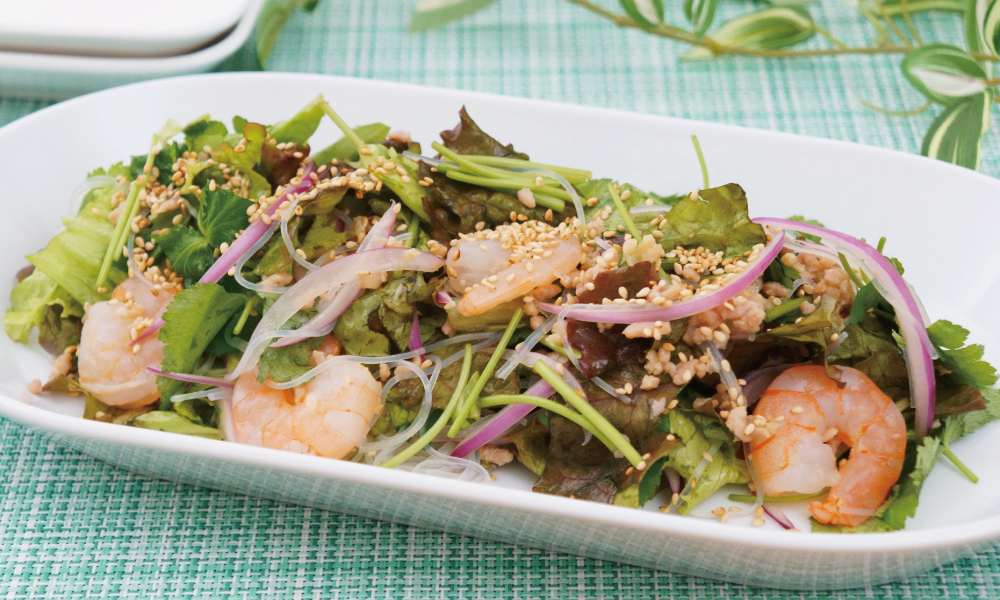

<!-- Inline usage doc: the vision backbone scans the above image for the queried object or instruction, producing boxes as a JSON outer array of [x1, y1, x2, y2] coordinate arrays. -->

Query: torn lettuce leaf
[[3, 269, 83, 345], [157, 283, 247, 405], [655, 184, 767, 258], [131, 411, 223, 439], [419, 162, 546, 235], [28, 166, 129, 306], [656, 395, 749, 514], [334, 274, 434, 357], [210, 121, 271, 200], [440, 107, 528, 159], [313, 123, 391, 165], [268, 96, 325, 145], [575, 178, 682, 224]]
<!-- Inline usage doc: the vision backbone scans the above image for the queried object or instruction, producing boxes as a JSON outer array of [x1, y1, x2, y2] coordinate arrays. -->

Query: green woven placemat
[[2, 1, 999, 597]]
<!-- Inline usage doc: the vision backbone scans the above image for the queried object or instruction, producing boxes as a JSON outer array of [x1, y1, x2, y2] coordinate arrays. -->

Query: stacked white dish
[[0, 0, 263, 99]]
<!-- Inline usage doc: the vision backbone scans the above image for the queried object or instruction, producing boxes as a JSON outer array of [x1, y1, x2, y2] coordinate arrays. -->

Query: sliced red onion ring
[[451, 379, 556, 459], [269, 203, 399, 348], [410, 313, 425, 362], [136, 162, 319, 344], [230, 246, 444, 379], [147, 366, 236, 389], [436, 290, 454, 306], [763, 504, 795, 530], [539, 229, 785, 324], [753, 218, 936, 439]]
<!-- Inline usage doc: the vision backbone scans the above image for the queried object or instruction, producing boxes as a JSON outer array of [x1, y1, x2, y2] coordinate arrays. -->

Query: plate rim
[[2, 71, 1000, 557]]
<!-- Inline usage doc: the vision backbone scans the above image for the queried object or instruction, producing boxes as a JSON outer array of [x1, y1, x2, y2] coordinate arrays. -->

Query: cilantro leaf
[[928, 320, 998, 388], [198, 188, 254, 247], [156, 226, 214, 280], [157, 283, 247, 405]]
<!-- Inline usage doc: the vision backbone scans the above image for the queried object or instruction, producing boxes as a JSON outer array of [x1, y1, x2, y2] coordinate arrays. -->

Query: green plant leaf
[[268, 95, 325, 145], [969, 0, 1000, 58], [902, 44, 989, 105], [620, 0, 665, 28], [684, 0, 718, 37], [684, 7, 816, 59], [409, 0, 500, 32], [256, 0, 318, 64], [921, 90, 992, 169]]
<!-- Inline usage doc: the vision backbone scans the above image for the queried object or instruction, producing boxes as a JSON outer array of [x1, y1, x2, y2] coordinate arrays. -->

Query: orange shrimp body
[[751, 365, 907, 527]]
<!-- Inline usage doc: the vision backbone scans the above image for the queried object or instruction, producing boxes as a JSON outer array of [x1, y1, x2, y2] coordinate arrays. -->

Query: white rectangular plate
[[0, 0, 249, 57], [1, 73, 999, 590], [0, 0, 261, 100]]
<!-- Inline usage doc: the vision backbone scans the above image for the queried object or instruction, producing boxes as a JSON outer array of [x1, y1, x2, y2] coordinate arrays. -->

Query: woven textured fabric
[[2, 1, 999, 597]]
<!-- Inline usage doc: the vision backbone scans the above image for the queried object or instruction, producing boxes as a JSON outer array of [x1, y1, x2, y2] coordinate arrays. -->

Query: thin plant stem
[[860, 99, 932, 117], [942, 444, 979, 483], [815, 26, 848, 50], [899, 0, 923, 45], [608, 184, 642, 242], [562, 0, 1000, 61], [381, 345, 474, 469], [728, 489, 829, 503], [478, 395, 615, 449], [691, 135, 709, 189], [871, 0, 914, 48]]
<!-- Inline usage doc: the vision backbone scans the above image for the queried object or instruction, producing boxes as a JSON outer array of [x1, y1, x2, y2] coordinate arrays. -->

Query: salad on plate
[[6, 96, 998, 532]]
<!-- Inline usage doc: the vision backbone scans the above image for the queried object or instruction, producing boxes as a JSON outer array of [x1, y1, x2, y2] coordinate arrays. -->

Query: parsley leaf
[[157, 283, 247, 405], [198, 188, 254, 247], [928, 320, 999, 388], [156, 226, 213, 280], [156, 188, 254, 280]]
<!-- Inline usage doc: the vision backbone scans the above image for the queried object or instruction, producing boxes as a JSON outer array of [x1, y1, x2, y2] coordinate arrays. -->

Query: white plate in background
[[0, 0, 250, 57], [0, 0, 261, 100], [1, 73, 999, 590]]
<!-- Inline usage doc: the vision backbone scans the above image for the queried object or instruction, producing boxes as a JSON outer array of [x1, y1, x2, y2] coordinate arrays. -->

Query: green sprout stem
[[877, 237, 887, 253], [317, 98, 367, 153], [838, 252, 866, 289], [764, 295, 811, 322], [440, 169, 569, 209], [461, 155, 592, 183], [691, 135, 709, 189], [232, 296, 258, 336], [478, 395, 615, 449], [382, 344, 474, 469], [728, 489, 829, 503], [942, 444, 979, 483], [608, 184, 642, 242], [540, 337, 582, 359], [448, 309, 524, 437], [97, 136, 158, 290], [532, 360, 644, 467]]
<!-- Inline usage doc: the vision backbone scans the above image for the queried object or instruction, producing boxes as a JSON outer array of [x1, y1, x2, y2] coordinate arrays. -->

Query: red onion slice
[[763, 504, 795, 530], [410, 313, 425, 362], [753, 218, 936, 439], [269, 204, 399, 348], [665, 466, 682, 494], [230, 246, 444, 379], [147, 366, 236, 389], [450, 379, 555, 459], [538, 229, 785, 324]]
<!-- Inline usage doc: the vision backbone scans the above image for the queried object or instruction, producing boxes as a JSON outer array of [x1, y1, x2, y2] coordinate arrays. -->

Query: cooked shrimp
[[749, 365, 906, 527], [451, 236, 581, 317], [78, 277, 175, 408], [231, 360, 382, 459]]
